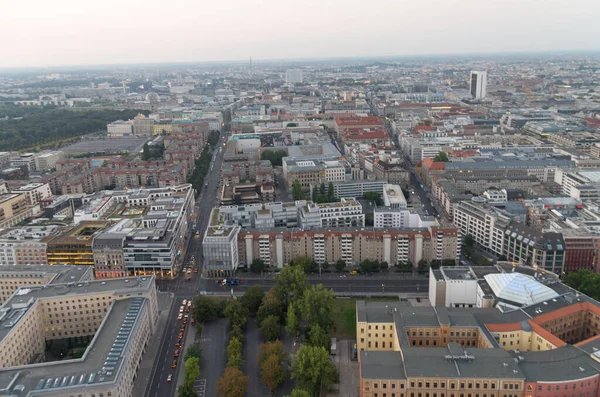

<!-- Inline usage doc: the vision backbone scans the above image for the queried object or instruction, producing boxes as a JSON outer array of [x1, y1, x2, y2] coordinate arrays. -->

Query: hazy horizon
[[2, 0, 600, 68]]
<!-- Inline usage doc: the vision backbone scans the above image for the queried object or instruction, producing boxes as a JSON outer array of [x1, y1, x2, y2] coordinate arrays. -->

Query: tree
[[274, 264, 307, 308], [241, 285, 265, 316], [463, 234, 475, 249], [301, 285, 335, 333], [360, 259, 379, 273], [307, 324, 331, 350], [292, 179, 305, 200], [217, 367, 249, 397], [184, 357, 200, 387], [142, 142, 150, 161], [294, 256, 314, 273], [417, 259, 428, 269], [563, 269, 593, 291], [185, 343, 202, 361], [327, 182, 335, 202], [285, 302, 301, 337], [227, 337, 244, 369], [250, 258, 266, 274], [257, 288, 284, 324], [224, 299, 248, 330], [380, 261, 389, 271], [191, 294, 219, 324], [260, 315, 281, 341], [319, 183, 326, 196], [291, 345, 337, 397], [334, 259, 346, 272], [178, 383, 197, 397], [433, 151, 449, 162], [261, 353, 286, 396], [257, 340, 287, 366], [284, 390, 311, 397], [363, 191, 382, 205]]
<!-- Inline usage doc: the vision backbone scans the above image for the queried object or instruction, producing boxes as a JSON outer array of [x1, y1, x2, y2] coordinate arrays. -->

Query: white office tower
[[285, 69, 303, 84], [469, 70, 487, 99]]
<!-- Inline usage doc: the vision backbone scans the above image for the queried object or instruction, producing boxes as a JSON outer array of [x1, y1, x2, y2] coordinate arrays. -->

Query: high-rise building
[[469, 70, 487, 99], [285, 69, 303, 84]]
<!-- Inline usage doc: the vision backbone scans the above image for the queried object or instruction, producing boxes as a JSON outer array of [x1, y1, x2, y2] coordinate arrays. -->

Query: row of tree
[[311, 182, 336, 203], [141, 141, 165, 161], [187, 131, 220, 196], [0, 105, 147, 151], [178, 343, 202, 397]]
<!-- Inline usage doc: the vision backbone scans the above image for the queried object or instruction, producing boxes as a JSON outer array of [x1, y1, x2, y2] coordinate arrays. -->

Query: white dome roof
[[484, 272, 559, 307]]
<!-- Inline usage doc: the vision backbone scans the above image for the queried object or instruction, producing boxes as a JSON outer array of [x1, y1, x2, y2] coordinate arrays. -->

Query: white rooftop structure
[[484, 273, 559, 307]]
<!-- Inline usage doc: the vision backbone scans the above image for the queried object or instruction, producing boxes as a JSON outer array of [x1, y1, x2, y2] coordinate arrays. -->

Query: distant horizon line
[[2, 49, 600, 72]]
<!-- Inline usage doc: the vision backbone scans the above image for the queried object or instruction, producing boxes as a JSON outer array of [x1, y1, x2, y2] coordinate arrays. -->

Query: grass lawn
[[333, 298, 399, 339]]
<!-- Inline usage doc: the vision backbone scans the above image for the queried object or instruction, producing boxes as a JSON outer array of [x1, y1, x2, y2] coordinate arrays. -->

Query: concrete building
[[44, 221, 113, 267], [285, 69, 303, 84], [359, 264, 600, 397], [202, 224, 241, 277], [469, 70, 488, 99], [132, 114, 155, 136], [329, 180, 386, 199], [0, 263, 93, 304], [0, 276, 158, 397], [383, 184, 408, 209], [34, 151, 64, 171], [107, 120, 134, 136], [298, 199, 365, 229], [0, 192, 40, 228], [283, 156, 348, 190], [11, 182, 52, 207], [238, 226, 460, 269], [374, 208, 437, 229]]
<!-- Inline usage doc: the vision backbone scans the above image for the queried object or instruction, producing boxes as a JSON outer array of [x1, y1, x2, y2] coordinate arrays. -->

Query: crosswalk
[[194, 379, 206, 397]]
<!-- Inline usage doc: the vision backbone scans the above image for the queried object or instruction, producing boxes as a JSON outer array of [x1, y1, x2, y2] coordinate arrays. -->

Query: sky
[[1, 0, 600, 68]]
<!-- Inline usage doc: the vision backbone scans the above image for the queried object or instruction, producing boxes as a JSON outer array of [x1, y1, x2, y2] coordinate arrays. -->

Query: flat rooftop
[[0, 298, 147, 395], [0, 276, 155, 343], [0, 264, 92, 285]]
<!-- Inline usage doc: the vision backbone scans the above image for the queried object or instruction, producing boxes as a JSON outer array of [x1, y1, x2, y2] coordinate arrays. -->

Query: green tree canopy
[[292, 179, 305, 200], [301, 285, 335, 333], [284, 390, 311, 397], [224, 299, 248, 330], [433, 151, 449, 162], [260, 315, 281, 342], [274, 264, 307, 308], [291, 345, 337, 397], [307, 324, 331, 350], [257, 288, 284, 324], [334, 260, 346, 272], [257, 340, 287, 366], [240, 285, 265, 315], [191, 295, 219, 324], [227, 337, 244, 369], [184, 343, 202, 361], [285, 302, 301, 337], [250, 258, 266, 274]]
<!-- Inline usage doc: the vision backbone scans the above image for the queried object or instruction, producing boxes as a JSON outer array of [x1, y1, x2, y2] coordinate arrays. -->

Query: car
[[184, 314, 189, 319], [180, 326, 186, 332], [178, 332, 184, 339], [171, 360, 178, 369], [166, 374, 173, 382], [350, 270, 357, 275], [182, 300, 187, 306], [187, 301, 192, 307], [194, 269, 199, 273], [179, 306, 184, 313], [174, 349, 180, 357], [177, 313, 183, 320], [191, 319, 195, 325], [176, 339, 182, 347]]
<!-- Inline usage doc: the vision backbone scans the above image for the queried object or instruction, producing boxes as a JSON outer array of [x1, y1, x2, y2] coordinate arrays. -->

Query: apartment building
[[329, 180, 386, 200], [203, 225, 241, 277], [0, 192, 39, 228], [34, 151, 64, 171], [11, 182, 52, 206], [0, 264, 93, 304], [334, 116, 384, 139], [220, 160, 274, 185], [0, 276, 158, 397], [237, 226, 460, 269]]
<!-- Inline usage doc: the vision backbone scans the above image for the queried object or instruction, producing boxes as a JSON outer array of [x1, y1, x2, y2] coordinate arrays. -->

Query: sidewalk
[[132, 291, 174, 397]]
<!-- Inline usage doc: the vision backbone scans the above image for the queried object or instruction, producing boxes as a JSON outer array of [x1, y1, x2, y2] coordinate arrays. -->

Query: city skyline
[[2, 0, 600, 68]]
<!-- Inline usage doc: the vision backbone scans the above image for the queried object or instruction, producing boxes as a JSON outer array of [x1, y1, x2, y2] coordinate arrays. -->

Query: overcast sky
[[1, 0, 599, 68]]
